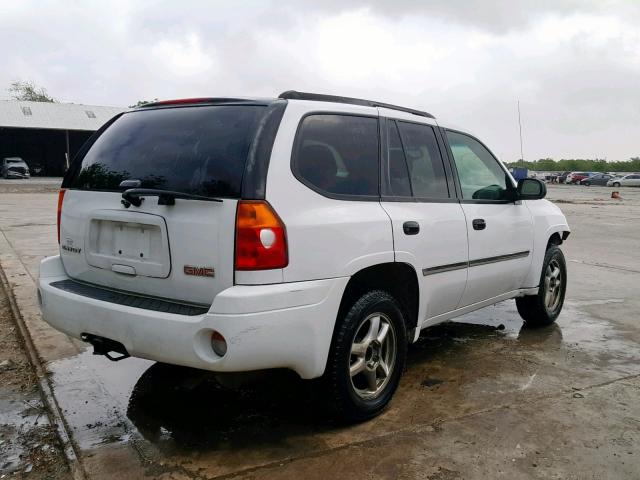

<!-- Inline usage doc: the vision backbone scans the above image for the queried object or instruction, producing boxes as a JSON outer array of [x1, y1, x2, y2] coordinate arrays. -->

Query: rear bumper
[[39, 255, 348, 379]]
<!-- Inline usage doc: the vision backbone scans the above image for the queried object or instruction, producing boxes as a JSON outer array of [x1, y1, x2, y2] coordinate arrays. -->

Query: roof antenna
[[517, 100, 525, 166]]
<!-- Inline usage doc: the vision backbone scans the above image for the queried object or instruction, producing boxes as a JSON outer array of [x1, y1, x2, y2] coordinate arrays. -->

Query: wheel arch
[[521, 194, 570, 289], [335, 262, 420, 344], [547, 231, 569, 249]]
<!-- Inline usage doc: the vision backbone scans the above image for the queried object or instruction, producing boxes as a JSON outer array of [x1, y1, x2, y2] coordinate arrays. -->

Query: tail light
[[235, 200, 288, 270], [57, 189, 66, 244]]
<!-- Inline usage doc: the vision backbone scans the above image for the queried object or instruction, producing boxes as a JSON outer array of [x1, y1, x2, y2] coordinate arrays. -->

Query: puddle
[[556, 303, 640, 371], [46, 349, 152, 450], [452, 301, 524, 338], [448, 298, 639, 362], [43, 298, 640, 471], [421, 378, 444, 388], [0, 389, 52, 473], [47, 348, 332, 454]]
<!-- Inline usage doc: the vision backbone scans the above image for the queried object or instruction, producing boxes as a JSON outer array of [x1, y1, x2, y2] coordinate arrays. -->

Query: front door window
[[446, 131, 510, 201]]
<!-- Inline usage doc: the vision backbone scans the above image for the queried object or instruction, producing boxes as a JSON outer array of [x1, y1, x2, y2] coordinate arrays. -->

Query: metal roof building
[[0, 100, 125, 176]]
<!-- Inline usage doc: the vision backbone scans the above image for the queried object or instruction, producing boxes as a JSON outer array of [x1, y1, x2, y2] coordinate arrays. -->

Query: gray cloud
[[1, 0, 639, 160], [301, 0, 640, 31]]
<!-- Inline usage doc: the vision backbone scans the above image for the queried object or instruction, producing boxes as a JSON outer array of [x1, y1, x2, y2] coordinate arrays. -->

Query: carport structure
[[0, 100, 124, 176]]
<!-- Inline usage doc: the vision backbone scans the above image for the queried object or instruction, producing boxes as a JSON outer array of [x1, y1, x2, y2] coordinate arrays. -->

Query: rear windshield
[[63, 105, 266, 198]]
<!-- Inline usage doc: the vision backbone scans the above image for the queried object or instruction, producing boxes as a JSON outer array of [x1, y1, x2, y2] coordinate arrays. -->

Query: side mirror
[[517, 178, 546, 200]]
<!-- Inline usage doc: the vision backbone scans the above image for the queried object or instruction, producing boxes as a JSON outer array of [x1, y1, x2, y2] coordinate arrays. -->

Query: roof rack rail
[[278, 90, 434, 119], [137, 97, 254, 108]]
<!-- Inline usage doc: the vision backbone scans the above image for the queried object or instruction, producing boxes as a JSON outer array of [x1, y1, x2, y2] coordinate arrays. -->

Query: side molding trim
[[423, 250, 530, 276]]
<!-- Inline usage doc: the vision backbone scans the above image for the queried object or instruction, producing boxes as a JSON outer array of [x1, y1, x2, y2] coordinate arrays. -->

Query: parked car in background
[[558, 171, 571, 184], [1, 157, 30, 179], [566, 172, 593, 184], [27, 161, 44, 176], [580, 173, 615, 186], [607, 174, 640, 187], [564, 172, 579, 184], [38, 91, 570, 421], [545, 172, 560, 183]]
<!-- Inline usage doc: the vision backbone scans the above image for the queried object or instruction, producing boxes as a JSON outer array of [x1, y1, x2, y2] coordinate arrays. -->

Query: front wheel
[[613, 182, 621, 187], [516, 245, 567, 327], [325, 290, 407, 422], [583, 181, 590, 186]]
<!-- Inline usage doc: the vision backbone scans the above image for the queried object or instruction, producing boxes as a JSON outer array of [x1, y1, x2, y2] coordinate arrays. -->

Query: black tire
[[325, 290, 407, 422], [516, 245, 567, 327], [613, 182, 621, 187], [583, 181, 590, 186]]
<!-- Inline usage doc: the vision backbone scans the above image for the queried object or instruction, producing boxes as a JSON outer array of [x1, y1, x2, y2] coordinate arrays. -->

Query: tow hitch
[[81, 333, 130, 361]]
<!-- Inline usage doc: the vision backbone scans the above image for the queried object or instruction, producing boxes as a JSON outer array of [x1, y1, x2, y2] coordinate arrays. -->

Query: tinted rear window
[[292, 114, 379, 198], [396, 121, 449, 199], [63, 105, 265, 198]]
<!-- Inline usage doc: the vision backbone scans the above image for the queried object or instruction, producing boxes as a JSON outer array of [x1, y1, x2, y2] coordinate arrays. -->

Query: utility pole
[[518, 100, 524, 166]]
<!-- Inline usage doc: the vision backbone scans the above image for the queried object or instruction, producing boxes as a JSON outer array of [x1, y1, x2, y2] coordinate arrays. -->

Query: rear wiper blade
[[121, 188, 223, 207]]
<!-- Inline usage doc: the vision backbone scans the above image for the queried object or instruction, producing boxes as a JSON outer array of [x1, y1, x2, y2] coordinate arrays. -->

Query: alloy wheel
[[544, 259, 563, 313], [349, 312, 397, 400]]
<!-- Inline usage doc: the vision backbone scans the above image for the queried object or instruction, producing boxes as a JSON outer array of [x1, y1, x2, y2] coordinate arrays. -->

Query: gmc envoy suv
[[39, 91, 570, 420]]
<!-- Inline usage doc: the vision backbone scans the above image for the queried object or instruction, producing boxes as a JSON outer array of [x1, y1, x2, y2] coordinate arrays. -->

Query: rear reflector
[[211, 331, 227, 357], [235, 201, 288, 270], [57, 189, 66, 244]]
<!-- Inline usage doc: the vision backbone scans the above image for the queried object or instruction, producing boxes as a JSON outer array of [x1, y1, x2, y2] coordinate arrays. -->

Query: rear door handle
[[403, 221, 420, 235], [472, 218, 486, 231]]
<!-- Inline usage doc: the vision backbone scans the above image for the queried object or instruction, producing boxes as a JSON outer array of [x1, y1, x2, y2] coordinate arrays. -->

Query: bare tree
[[8, 80, 56, 102]]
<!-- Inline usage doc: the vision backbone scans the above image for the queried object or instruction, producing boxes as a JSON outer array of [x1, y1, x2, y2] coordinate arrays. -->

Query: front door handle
[[472, 218, 486, 231], [403, 221, 420, 235]]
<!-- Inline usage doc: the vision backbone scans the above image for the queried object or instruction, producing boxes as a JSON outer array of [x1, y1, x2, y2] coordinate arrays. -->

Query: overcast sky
[[2, 0, 639, 161]]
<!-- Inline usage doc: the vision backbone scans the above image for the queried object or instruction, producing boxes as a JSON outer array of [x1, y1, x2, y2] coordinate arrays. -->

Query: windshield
[[6, 159, 23, 164], [63, 105, 266, 198]]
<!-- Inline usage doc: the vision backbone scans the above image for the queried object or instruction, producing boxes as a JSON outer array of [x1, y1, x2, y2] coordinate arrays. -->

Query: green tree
[[8, 80, 56, 102], [505, 157, 640, 172]]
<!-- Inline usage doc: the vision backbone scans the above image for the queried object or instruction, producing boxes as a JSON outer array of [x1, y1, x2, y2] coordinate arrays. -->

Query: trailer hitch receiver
[[81, 333, 130, 361]]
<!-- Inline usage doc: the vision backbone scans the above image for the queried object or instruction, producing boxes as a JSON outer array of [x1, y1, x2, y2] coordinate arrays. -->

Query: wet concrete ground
[[1, 179, 640, 479], [0, 259, 69, 478]]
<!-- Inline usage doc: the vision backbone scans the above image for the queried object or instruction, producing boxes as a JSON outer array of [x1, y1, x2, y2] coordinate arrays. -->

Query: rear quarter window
[[63, 105, 266, 198], [292, 114, 379, 198]]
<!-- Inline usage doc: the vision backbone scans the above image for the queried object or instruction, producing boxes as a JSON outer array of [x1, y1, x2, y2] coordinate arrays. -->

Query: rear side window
[[396, 121, 449, 199], [292, 114, 379, 198], [383, 120, 450, 199], [63, 105, 265, 198], [385, 121, 412, 197]]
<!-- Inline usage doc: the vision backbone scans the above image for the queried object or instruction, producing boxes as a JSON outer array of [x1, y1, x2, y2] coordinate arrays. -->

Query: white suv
[[39, 91, 570, 420], [607, 174, 640, 187]]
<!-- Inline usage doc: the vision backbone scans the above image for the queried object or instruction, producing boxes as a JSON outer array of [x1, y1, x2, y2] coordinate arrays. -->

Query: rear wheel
[[516, 245, 567, 327], [325, 290, 407, 422]]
